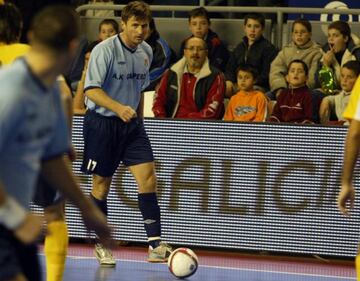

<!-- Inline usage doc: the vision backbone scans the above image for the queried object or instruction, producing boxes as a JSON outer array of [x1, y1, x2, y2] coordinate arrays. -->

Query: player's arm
[[0, 181, 43, 244], [40, 156, 111, 245], [338, 119, 360, 216], [85, 87, 136, 122]]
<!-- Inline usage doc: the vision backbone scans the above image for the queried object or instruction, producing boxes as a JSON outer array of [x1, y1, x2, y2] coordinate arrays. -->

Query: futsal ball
[[168, 247, 198, 279]]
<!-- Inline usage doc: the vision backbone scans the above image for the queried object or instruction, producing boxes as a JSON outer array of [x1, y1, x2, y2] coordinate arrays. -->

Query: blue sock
[[138, 193, 161, 249], [90, 193, 108, 218]]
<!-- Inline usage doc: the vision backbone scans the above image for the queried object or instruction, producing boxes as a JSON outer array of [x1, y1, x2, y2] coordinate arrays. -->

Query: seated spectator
[[66, 18, 119, 91], [95, 18, 119, 43], [316, 20, 360, 95], [223, 64, 267, 122], [0, 2, 29, 66], [319, 60, 360, 125], [268, 59, 315, 124], [153, 37, 225, 119], [269, 18, 322, 99], [179, 7, 229, 72], [226, 13, 277, 97], [73, 41, 100, 115], [145, 18, 176, 91]]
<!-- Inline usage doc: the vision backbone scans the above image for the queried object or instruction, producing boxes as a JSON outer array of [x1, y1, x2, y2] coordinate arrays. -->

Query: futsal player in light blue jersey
[[82, 1, 172, 266], [0, 6, 111, 281]]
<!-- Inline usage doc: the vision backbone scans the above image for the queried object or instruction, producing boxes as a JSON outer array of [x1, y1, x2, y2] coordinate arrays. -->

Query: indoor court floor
[[39, 244, 356, 281]]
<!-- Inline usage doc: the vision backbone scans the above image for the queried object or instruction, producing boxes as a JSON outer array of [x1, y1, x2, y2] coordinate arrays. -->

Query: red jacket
[[268, 85, 314, 124], [153, 57, 225, 119]]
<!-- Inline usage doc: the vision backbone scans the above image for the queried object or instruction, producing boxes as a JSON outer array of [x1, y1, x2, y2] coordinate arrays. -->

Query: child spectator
[[145, 18, 176, 91], [97, 18, 119, 42], [66, 18, 119, 91], [316, 20, 360, 95], [223, 64, 267, 122], [319, 60, 360, 125], [226, 13, 277, 96], [268, 59, 314, 124], [269, 18, 322, 99], [73, 41, 100, 115], [179, 7, 229, 72]]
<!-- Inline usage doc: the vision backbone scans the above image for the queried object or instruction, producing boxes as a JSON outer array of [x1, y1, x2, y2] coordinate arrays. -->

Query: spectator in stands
[[225, 13, 277, 97], [223, 64, 267, 122], [153, 37, 225, 119], [316, 20, 360, 95], [73, 41, 100, 115], [67, 18, 119, 91], [269, 18, 322, 100], [145, 18, 176, 91], [97, 18, 119, 42], [179, 7, 229, 72], [268, 59, 314, 124], [319, 60, 360, 125]]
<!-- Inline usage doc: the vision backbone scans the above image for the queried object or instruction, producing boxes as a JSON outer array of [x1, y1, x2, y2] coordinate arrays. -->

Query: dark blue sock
[[138, 193, 161, 249], [90, 193, 108, 218]]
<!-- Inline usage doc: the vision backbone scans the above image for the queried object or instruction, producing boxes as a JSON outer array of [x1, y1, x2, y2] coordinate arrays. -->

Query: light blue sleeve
[[85, 44, 111, 90], [42, 89, 70, 160], [0, 85, 24, 153], [141, 44, 153, 91]]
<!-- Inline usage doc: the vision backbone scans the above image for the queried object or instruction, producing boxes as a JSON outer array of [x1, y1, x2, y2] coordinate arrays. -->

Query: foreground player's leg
[[129, 162, 172, 263], [91, 175, 115, 267], [44, 202, 68, 281]]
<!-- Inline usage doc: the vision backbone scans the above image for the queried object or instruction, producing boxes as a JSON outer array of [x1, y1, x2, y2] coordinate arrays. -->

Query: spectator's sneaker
[[147, 242, 173, 263], [94, 243, 116, 267]]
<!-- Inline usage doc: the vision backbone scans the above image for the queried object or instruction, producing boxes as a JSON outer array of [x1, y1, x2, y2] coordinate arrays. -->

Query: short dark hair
[[236, 64, 258, 80], [121, 1, 152, 23], [184, 36, 207, 50], [99, 18, 119, 33], [342, 60, 360, 77], [188, 7, 210, 24], [30, 5, 80, 51], [0, 3, 22, 44], [292, 18, 312, 33], [287, 59, 309, 76], [328, 20, 351, 39], [244, 13, 265, 28]]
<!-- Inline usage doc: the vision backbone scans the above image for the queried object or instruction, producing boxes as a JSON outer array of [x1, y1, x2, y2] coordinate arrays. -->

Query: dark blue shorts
[[0, 226, 41, 281], [32, 175, 63, 208], [81, 110, 154, 177]]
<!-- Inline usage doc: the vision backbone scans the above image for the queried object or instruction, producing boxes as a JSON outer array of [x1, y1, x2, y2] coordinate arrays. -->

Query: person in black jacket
[[144, 18, 176, 91], [225, 13, 278, 97], [179, 7, 229, 73]]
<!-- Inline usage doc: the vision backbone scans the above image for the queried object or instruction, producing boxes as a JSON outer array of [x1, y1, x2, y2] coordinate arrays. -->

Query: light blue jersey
[[0, 59, 70, 209], [85, 35, 153, 117]]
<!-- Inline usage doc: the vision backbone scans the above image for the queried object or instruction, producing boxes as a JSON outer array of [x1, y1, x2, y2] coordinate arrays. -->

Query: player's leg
[[81, 111, 122, 267], [43, 202, 68, 281], [128, 162, 172, 263], [124, 119, 172, 262], [33, 175, 68, 281], [90, 174, 116, 267]]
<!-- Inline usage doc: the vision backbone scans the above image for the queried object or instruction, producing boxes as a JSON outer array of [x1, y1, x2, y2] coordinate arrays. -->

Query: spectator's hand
[[115, 104, 137, 123], [337, 184, 355, 217], [14, 213, 44, 244], [323, 50, 335, 67]]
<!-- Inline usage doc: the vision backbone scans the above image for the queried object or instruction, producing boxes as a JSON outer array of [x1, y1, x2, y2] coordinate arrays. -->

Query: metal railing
[[76, 4, 360, 49]]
